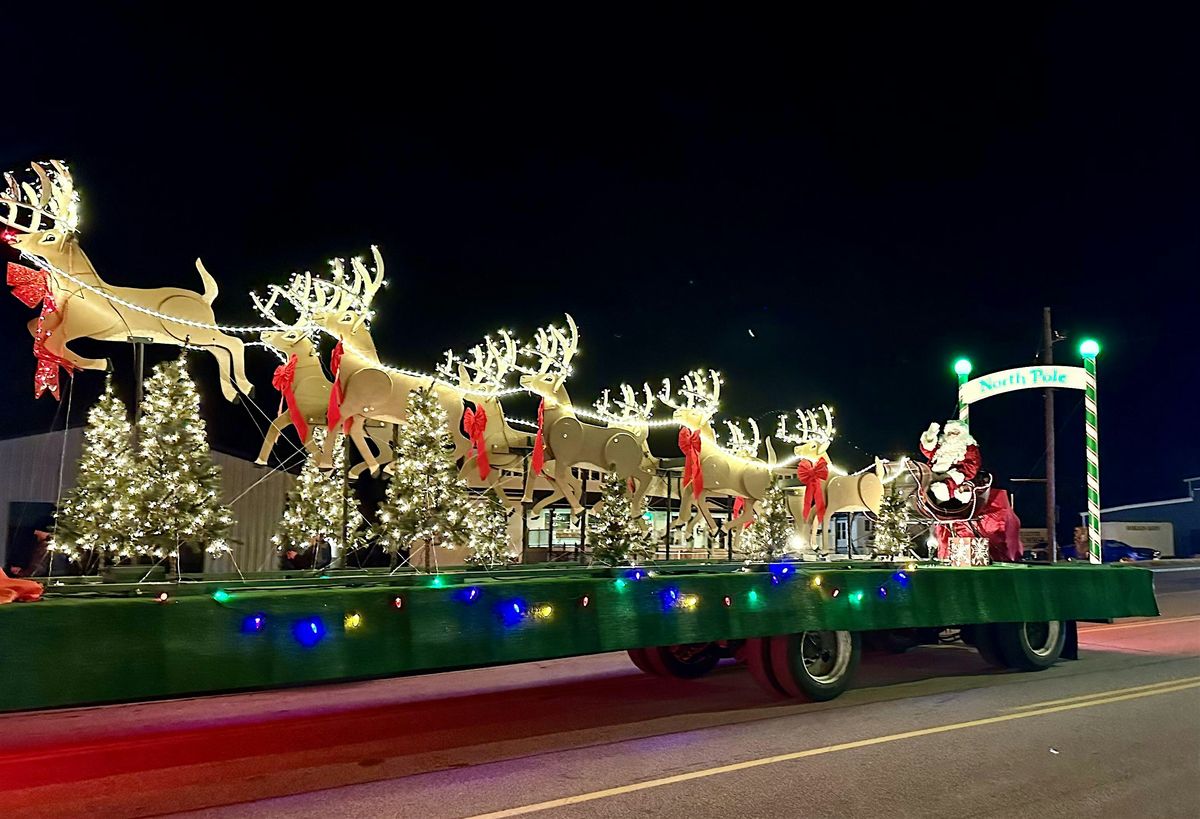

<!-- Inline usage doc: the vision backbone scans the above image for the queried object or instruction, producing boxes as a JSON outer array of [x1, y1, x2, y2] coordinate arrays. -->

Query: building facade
[[1085, 477, 1200, 557]]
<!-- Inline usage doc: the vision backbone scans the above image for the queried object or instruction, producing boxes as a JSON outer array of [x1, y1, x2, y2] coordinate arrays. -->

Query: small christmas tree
[[373, 388, 475, 557], [272, 427, 367, 567], [53, 376, 139, 567], [128, 357, 234, 560], [871, 485, 911, 559], [587, 472, 657, 565], [741, 480, 793, 562], [466, 491, 514, 568]]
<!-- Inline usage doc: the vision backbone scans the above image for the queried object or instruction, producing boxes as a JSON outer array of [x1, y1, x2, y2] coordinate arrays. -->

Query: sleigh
[[905, 460, 994, 523]]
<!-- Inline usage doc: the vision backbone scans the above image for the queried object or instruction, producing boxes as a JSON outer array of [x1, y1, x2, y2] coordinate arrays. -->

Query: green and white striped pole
[[954, 358, 972, 427], [1080, 339, 1101, 563]]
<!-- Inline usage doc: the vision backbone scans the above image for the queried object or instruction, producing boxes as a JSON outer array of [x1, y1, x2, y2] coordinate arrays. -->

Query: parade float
[[0, 161, 1156, 712]]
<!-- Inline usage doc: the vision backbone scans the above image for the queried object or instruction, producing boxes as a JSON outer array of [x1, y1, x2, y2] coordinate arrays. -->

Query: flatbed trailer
[[0, 560, 1158, 713]]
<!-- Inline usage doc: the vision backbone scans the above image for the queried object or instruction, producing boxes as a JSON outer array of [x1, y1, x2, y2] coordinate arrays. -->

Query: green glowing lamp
[[212, 589, 231, 603], [953, 358, 973, 377], [1079, 339, 1100, 358]]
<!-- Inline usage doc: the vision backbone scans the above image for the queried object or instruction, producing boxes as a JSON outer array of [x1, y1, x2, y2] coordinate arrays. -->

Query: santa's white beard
[[932, 434, 971, 473]]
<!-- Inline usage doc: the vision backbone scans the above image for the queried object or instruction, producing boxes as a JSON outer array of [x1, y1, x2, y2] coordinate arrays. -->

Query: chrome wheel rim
[[800, 631, 852, 684], [1023, 621, 1061, 657]]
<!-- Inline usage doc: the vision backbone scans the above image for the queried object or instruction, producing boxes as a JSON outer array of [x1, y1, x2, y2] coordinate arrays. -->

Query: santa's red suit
[[919, 420, 981, 504]]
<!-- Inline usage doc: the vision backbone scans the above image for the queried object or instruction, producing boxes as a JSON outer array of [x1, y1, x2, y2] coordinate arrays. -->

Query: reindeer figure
[[437, 329, 534, 506], [775, 406, 884, 552], [515, 315, 655, 515], [592, 382, 662, 507], [248, 280, 393, 474], [659, 370, 773, 537], [1, 161, 252, 401], [299, 250, 470, 473]]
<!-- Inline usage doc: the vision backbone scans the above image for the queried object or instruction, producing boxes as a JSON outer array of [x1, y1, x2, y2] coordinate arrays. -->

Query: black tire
[[653, 643, 722, 679], [745, 637, 788, 697], [628, 644, 720, 679], [993, 621, 1067, 671], [967, 624, 1009, 668], [769, 631, 862, 701], [627, 647, 659, 675]]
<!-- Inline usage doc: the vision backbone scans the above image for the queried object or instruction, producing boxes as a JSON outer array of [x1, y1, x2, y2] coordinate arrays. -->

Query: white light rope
[[22, 251, 281, 335], [21, 251, 909, 477]]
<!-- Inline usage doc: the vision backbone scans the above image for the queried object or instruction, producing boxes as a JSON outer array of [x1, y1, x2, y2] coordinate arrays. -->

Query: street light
[[953, 358, 972, 425], [1079, 339, 1100, 358]]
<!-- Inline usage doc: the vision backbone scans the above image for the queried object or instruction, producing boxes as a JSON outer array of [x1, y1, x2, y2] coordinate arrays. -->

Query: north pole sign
[[959, 365, 1087, 405]]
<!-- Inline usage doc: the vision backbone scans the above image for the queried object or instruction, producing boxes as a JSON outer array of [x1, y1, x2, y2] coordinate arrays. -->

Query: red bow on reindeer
[[464, 405, 491, 480], [531, 399, 546, 476], [326, 340, 352, 433], [679, 428, 704, 497], [9, 263, 74, 399], [8, 263, 56, 313], [795, 457, 829, 524], [272, 354, 310, 443]]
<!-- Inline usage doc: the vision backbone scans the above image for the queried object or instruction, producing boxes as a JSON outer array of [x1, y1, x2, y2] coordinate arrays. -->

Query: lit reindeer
[[437, 329, 534, 506], [775, 406, 884, 551], [592, 382, 662, 504], [302, 250, 470, 472], [248, 279, 393, 474], [1, 161, 252, 401], [659, 370, 773, 537], [515, 315, 656, 515]]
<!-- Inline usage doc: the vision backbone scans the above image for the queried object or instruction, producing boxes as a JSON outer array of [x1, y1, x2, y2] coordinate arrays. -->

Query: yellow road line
[[1008, 676, 1200, 711], [1080, 614, 1200, 632], [468, 680, 1200, 818]]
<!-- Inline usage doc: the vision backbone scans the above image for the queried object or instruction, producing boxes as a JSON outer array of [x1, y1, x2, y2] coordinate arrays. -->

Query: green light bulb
[[953, 358, 972, 376], [212, 589, 230, 603], [1079, 339, 1100, 358]]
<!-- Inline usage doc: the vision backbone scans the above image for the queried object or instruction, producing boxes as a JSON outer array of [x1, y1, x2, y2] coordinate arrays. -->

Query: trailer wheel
[[626, 648, 658, 675], [966, 624, 1009, 668], [993, 620, 1066, 671], [744, 637, 788, 696], [767, 631, 861, 701], [627, 643, 721, 679]]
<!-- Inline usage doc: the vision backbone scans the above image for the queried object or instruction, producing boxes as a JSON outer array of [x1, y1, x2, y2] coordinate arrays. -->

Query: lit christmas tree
[[466, 491, 515, 568], [373, 388, 474, 558], [129, 357, 233, 560], [741, 479, 793, 562], [272, 427, 366, 566], [871, 484, 912, 559], [53, 376, 138, 567], [587, 472, 657, 565]]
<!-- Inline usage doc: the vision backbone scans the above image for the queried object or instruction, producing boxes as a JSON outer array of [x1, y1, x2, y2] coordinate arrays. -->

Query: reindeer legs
[[255, 411, 293, 465]]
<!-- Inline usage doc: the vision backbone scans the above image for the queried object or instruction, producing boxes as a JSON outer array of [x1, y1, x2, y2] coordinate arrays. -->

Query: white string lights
[[18, 249, 907, 474]]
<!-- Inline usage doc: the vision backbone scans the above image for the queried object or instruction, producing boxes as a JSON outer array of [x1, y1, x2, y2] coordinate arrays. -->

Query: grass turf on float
[[0, 561, 1158, 712]]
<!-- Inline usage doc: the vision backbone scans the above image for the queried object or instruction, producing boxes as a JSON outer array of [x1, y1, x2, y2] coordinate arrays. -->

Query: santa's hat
[[942, 420, 976, 446]]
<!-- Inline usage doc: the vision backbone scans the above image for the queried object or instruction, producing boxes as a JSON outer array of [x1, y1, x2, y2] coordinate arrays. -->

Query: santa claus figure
[[919, 420, 981, 505]]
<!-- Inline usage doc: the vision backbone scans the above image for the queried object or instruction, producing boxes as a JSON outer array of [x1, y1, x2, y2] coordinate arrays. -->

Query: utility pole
[[1042, 307, 1058, 563]]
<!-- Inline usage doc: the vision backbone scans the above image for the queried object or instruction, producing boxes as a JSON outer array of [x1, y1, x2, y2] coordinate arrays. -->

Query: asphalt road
[[2, 565, 1197, 819]]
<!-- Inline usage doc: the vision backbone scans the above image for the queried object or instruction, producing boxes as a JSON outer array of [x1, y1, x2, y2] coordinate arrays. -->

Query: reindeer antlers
[[1, 160, 79, 234], [658, 369, 722, 419], [776, 405, 836, 446], [594, 382, 656, 422], [437, 329, 519, 391], [724, 418, 762, 458], [251, 269, 318, 331], [515, 314, 578, 382]]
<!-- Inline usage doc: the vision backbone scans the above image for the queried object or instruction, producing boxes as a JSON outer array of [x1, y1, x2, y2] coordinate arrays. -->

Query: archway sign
[[952, 342, 1101, 563]]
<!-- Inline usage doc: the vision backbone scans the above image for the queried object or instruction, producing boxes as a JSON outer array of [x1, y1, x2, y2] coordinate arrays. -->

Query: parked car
[[1022, 539, 1161, 563]]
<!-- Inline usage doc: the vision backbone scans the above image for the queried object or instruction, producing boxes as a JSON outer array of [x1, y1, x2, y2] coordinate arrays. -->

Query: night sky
[[3, 4, 1196, 541]]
